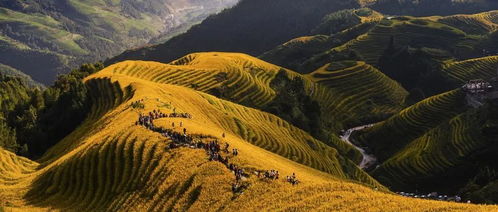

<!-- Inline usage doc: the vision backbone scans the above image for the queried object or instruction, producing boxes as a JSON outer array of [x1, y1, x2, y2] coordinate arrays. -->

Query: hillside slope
[[109, 1, 498, 73], [1, 58, 498, 211], [355, 89, 467, 161], [259, 8, 382, 73], [0, 0, 238, 84], [354, 89, 498, 202], [105, 52, 408, 163], [107, 53, 407, 118]]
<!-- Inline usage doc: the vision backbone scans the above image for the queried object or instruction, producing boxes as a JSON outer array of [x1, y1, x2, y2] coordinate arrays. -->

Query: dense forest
[[0, 63, 102, 158]]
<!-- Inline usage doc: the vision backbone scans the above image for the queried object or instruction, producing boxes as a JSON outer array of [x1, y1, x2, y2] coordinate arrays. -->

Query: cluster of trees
[[265, 70, 323, 140], [0, 63, 103, 158], [0, 75, 31, 153]]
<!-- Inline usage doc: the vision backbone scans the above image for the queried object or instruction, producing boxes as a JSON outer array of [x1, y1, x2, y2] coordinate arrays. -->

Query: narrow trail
[[340, 124, 377, 169]]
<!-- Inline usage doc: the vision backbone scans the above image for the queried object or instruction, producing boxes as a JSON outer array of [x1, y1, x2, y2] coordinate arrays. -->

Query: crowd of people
[[137, 113, 155, 129], [137, 113, 247, 186], [135, 110, 193, 129], [135, 108, 300, 194]]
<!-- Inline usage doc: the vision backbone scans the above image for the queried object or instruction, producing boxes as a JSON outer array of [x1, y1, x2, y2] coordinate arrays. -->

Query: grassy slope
[[370, 0, 498, 16], [1, 58, 497, 211], [332, 16, 476, 65], [354, 87, 498, 199], [437, 10, 498, 35]]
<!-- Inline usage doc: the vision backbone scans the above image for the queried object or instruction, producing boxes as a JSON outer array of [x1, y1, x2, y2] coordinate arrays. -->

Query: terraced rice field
[[106, 53, 407, 132], [373, 111, 487, 187], [442, 56, 498, 83], [107, 52, 284, 107], [0, 65, 381, 210], [1, 61, 498, 211], [103, 53, 409, 168], [306, 61, 408, 126], [438, 11, 498, 34], [332, 17, 474, 65], [355, 89, 467, 161], [332, 23, 396, 65]]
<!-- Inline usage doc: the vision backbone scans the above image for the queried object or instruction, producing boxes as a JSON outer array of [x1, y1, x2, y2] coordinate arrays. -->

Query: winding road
[[340, 124, 377, 169]]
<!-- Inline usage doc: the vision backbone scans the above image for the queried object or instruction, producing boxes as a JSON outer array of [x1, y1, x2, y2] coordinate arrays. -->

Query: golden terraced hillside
[[105, 53, 407, 129], [1, 53, 497, 211]]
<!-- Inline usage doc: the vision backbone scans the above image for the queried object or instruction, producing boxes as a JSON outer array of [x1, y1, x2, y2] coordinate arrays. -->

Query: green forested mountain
[[0, 0, 238, 84]]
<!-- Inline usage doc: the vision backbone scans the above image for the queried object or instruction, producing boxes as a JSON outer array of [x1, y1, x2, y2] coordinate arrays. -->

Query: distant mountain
[[0, 0, 238, 84], [107, 0, 360, 65]]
